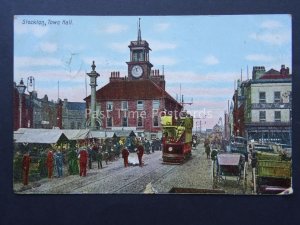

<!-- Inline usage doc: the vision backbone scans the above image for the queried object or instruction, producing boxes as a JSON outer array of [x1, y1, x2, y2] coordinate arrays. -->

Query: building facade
[[14, 82, 86, 131], [232, 65, 292, 145], [62, 99, 86, 129], [84, 22, 182, 137]]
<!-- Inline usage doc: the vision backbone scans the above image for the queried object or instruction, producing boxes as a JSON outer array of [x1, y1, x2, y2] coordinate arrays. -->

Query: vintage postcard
[[13, 15, 292, 194]]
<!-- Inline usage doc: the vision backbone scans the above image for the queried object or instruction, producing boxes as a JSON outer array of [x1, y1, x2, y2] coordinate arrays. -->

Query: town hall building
[[84, 21, 182, 138]]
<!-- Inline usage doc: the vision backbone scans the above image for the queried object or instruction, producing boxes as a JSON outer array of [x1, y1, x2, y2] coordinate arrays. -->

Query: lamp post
[[16, 78, 26, 129]]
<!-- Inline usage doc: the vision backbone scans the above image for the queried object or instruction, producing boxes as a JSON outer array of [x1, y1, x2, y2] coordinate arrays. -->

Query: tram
[[161, 114, 193, 163]]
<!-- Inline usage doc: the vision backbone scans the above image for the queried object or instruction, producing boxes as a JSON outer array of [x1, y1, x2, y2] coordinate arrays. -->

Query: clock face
[[131, 65, 143, 78]]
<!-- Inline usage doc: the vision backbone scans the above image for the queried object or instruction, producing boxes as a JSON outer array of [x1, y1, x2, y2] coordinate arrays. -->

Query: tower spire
[[137, 18, 142, 43]]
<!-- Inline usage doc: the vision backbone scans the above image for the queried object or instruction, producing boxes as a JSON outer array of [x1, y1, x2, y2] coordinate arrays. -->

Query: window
[[152, 100, 160, 110], [133, 52, 138, 62], [107, 101, 113, 111], [274, 91, 281, 103], [259, 111, 266, 122], [259, 92, 266, 103], [274, 111, 281, 122], [122, 117, 128, 127], [107, 117, 112, 127], [153, 115, 159, 127], [137, 116, 143, 127], [77, 122, 81, 129], [70, 121, 75, 129], [121, 101, 128, 111], [151, 134, 157, 139], [137, 100, 144, 110], [133, 50, 144, 62]]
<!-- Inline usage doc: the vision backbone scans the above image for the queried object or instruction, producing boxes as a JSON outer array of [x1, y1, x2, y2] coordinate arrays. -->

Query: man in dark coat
[[46, 149, 54, 179], [122, 147, 130, 167], [96, 149, 103, 169], [137, 144, 144, 167], [88, 146, 93, 169], [55, 150, 63, 178], [205, 144, 211, 159], [22, 151, 31, 185], [79, 148, 88, 177], [145, 140, 151, 154]]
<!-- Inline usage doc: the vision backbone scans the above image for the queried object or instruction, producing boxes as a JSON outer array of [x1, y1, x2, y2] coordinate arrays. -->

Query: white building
[[244, 65, 292, 145]]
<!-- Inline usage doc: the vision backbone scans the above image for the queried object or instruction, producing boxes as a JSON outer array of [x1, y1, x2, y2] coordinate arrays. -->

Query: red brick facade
[[84, 30, 182, 132], [85, 80, 182, 132]]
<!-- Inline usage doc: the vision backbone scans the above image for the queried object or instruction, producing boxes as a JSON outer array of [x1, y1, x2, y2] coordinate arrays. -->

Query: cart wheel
[[252, 167, 257, 194], [242, 162, 247, 193], [211, 160, 215, 188]]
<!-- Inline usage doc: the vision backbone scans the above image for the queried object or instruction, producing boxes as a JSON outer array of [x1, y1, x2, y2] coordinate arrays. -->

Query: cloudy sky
[[14, 15, 291, 130]]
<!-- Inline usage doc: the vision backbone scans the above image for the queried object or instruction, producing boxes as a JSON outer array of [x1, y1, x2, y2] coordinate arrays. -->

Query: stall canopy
[[14, 128, 69, 144], [61, 129, 91, 140], [89, 130, 115, 139], [113, 130, 136, 138]]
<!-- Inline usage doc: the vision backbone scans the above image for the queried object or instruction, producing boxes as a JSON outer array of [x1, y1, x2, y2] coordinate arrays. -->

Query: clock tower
[[127, 18, 153, 80]]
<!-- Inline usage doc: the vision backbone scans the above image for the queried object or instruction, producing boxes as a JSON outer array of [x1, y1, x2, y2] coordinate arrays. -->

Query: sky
[[14, 15, 291, 130]]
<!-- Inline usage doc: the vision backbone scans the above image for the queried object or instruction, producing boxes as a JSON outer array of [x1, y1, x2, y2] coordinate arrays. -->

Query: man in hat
[[96, 148, 103, 169], [46, 149, 54, 179], [137, 144, 144, 167], [121, 147, 130, 167], [55, 149, 63, 178], [22, 151, 31, 185]]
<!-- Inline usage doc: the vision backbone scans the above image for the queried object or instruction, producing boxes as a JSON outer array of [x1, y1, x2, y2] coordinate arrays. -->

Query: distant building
[[14, 82, 86, 130], [62, 99, 86, 129]]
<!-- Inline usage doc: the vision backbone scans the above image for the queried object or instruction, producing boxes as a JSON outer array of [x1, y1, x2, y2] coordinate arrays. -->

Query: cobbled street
[[14, 144, 253, 194]]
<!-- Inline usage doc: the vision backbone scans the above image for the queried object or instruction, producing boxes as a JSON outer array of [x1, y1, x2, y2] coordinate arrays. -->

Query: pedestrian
[[22, 151, 31, 186], [205, 144, 211, 159], [122, 147, 130, 167], [79, 148, 88, 176], [137, 144, 144, 167], [46, 149, 54, 179], [55, 149, 63, 178], [67, 148, 79, 175], [145, 139, 150, 154], [104, 150, 109, 165], [96, 149, 103, 169], [88, 146, 93, 169]]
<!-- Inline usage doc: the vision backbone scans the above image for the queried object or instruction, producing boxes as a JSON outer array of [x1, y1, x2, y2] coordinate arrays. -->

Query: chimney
[[252, 66, 266, 80], [63, 98, 67, 106], [280, 65, 285, 75], [286, 67, 290, 75]]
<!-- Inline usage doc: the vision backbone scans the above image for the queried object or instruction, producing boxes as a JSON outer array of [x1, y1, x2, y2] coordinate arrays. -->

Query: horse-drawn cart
[[212, 153, 247, 192]]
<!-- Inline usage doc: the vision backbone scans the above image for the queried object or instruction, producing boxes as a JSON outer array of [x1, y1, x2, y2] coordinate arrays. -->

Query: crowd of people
[[15, 136, 162, 186]]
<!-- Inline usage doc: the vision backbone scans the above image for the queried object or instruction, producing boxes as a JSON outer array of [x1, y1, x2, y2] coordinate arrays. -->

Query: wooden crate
[[257, 160, 291, 178]]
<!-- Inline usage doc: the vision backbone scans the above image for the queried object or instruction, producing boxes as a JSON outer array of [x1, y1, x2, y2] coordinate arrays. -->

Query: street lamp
[[16, 78, 26, 129]]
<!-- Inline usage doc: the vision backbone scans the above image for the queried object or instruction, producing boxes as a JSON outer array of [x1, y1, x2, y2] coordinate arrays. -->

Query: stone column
[[87, 61, 100, 130]]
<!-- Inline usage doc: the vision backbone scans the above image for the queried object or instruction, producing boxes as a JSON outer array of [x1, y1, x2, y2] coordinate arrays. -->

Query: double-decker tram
[[161, 114, 193, 163]]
